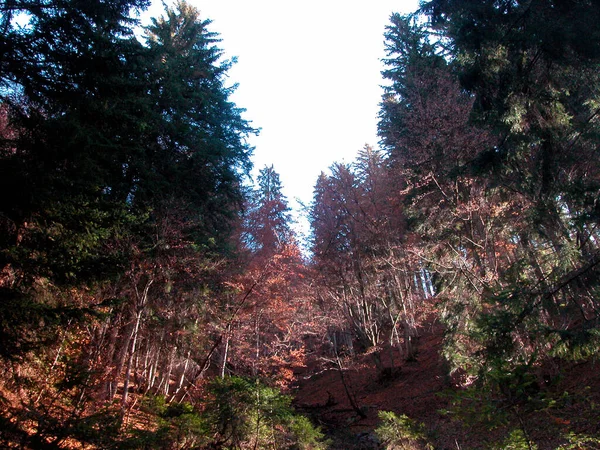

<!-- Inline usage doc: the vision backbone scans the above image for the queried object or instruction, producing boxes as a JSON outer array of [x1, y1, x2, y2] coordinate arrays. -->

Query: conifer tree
[[422, 0, 600, 372], [379, 1, 600, 388], [142, 0, 254, 245], [243, 165, 293, 256], [0, 0, 255, 356], [0, 1, 257, 445]]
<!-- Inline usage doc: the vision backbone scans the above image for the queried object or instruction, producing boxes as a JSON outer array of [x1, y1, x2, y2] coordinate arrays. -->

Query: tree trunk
[[221, 325, 230, 378], [121, 307, 143, 419], [120, 277, 153, 420], [335, 353, 366, 419]]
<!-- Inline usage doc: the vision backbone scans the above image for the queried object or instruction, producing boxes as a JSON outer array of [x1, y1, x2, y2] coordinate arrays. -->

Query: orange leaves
[[550, 415, 571, 426], [267, 347, 307, 389], [216, 237, 316, 387]]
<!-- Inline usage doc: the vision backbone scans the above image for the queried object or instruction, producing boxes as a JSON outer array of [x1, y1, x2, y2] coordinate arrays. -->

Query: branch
[[169, 259, 276, 403]]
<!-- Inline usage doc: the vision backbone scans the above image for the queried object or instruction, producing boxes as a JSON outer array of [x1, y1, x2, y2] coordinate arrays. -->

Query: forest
[[1, 0, 599, 448]]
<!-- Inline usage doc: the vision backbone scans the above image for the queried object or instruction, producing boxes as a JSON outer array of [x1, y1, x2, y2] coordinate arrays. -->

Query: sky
[[142, 0, 421, 235]]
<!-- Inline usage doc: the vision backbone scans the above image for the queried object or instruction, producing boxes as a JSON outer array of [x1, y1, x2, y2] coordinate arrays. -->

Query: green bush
[[557, 432, 600, 449], [120, 396, 209, 450], [118, 377, 327, 449], [493, 429, 538, 450], [204, 376, 328, 449], [375, 411, 433, 450]]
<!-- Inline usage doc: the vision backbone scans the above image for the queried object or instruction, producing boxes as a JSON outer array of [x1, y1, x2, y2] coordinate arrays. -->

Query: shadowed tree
[[379, 2, 600, 398], [0, 0, 257, 445], [309, 146, 431, 371]]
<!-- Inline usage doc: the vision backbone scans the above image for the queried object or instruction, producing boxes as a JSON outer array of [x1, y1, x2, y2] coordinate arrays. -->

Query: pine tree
[[379, 1, 600, 388], [421, 0, 600, 369], [243, 165, 293, 256], [0, 1, 257, 445], [0, 0, 255, 355], [142, 1, 255, 246]]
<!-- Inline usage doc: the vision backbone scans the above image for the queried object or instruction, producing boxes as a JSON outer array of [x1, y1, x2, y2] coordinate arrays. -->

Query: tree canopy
[[1, 1, 599, 448]]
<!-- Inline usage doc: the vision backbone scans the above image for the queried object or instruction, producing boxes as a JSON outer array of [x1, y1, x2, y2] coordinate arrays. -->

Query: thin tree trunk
[[164, 346, 176, 396], [121, 307, 143, 419], [334, 353, 366, 419], [221, 324, 230, 378], [173, 349, 191, 397], [170, 274, 266, 403], [120, 277, 153, 420]]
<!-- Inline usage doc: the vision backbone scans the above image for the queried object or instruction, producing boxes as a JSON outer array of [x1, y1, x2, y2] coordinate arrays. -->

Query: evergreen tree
[[379, 1, 600, 390], [0, 0, 255, 358], [0, 1, 256, 445], [421, 0, 600, 371], [243, 165, 293, 256], [0, 0, 155, 364], [0, 0, 151, 285], [142, 1, 255, 245]]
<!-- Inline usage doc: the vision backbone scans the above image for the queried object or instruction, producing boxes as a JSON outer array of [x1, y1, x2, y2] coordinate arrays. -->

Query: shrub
[[375, 411, 433, 450], [204, 376, 328, 449]]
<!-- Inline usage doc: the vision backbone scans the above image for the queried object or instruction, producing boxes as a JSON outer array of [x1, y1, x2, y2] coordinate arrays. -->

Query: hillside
[[293, 319, 600, 449]]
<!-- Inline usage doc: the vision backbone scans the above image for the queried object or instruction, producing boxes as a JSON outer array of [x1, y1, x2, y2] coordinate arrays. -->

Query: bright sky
[[142, 0, 420, 236]]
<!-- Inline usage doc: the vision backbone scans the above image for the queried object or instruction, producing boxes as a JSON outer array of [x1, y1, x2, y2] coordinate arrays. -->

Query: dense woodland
[[1, 0, 600, 448]]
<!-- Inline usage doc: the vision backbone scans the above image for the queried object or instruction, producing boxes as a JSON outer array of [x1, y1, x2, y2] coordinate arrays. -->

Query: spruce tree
[[0, 4, 256, 445], [379, 1, 600, 389], [243, 165, 293, 256], [420, 0, 600, 369]]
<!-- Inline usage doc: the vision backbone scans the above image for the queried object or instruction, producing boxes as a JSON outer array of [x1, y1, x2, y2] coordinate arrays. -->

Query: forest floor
[[292, 318, 600, 449]]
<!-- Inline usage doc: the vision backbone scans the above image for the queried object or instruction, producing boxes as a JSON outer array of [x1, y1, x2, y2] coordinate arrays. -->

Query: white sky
[[142, 0, 420, 236]]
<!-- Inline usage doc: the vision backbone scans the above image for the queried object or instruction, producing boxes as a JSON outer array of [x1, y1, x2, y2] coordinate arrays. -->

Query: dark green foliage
[[119, 396, 209, 450], [0, 2, 259, 448], [119, 378, 327, 450], [375, 411, 433, 450], [0, 287, 93, 360], [493, 429, 538, 450], [0, 0, 153, 268], [377, 3, 600, 445], [141, 1, 255, 243], [203, 376, 328, 449], [379, 0, 600, 377], [557, 432, 600, 449], [2, 403, 124, 450], [0, 0, 254, 280], [378, 13, 447, 157], [422, 0, 600, 209], [0, 0, 255, 361]]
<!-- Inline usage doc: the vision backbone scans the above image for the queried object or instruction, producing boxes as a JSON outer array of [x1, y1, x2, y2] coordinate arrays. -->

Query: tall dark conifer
[[422, 0, 600, 367], [0, 2, 256, 445], [379, 1, 600, 391], [142, 1, 254, 246]]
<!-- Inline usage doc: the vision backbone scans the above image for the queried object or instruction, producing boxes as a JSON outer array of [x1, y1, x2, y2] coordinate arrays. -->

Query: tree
[[0, 1, 257, 445], [309, 147, 430, 371], [0, 5, 160, 403], [0, 0, 254, 289], [142, 0, 255, 246], [221, 166, 313, 388], [243, 165, 294, 256], [379, 2, 600, 395], [424, 0, 600, 373], [379, 12, 503, 372], [0, 0, 255, 350]]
